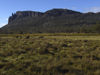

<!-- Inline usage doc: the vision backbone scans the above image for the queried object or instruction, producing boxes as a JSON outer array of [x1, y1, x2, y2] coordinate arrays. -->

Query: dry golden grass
[[0, 33, 100, 75]]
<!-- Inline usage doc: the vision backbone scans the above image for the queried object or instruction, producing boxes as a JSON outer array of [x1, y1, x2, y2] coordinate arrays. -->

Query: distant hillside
[[1, 8, 100, 34]]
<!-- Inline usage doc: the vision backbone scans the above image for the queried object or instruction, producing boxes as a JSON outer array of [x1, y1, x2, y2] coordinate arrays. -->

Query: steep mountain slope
[[0, 8, 100, 34]]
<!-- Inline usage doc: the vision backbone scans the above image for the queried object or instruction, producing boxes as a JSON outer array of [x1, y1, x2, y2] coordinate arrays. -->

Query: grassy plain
[[0, 33, 100, 75]]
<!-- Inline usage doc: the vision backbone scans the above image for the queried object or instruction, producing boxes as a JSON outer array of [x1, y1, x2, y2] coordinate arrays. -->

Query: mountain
[[1, 8, 100, 34]]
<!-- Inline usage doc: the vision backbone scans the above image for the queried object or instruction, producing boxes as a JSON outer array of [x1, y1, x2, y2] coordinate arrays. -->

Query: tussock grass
[[0, 33, 100, 75]]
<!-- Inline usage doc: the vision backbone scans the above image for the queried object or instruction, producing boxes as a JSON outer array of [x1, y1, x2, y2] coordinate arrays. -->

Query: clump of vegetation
[[25, 35, 30, 39]]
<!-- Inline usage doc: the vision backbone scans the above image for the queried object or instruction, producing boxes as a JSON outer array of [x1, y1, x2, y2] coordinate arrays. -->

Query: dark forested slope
[[1, 8, 100, 33]]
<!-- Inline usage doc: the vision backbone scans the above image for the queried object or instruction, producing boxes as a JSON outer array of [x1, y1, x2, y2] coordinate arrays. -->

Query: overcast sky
[[0, 0, 100, 27]]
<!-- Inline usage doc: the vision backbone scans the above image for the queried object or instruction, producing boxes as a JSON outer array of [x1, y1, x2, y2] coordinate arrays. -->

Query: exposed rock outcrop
[[8, 9, 82, 23], [8, 11, 44, 23]]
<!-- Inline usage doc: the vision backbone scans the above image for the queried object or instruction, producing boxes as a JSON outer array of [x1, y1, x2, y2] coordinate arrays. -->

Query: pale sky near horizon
[[0, 0, 100, 27]]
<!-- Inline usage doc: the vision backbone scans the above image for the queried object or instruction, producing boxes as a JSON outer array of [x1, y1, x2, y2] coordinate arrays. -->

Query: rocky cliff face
[[8, 11, 44, 23], [8, 9, 82, 24]]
